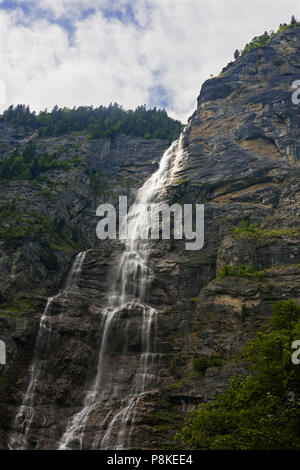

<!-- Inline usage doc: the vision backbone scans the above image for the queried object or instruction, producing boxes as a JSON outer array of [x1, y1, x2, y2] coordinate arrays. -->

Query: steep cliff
[[1, 25, 300, 450], [0, 130, 169, 448]]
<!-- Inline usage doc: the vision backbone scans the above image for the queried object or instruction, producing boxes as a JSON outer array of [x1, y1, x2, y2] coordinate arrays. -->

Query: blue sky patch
[[148, 85, 173, 110]]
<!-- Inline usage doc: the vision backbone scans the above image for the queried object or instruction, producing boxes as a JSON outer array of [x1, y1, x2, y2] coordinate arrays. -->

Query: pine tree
[[234, 49, 240, 60], [291, 15, 297, 25]]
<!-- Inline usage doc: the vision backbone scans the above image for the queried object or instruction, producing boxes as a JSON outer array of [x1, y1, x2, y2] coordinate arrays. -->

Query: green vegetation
[[153, 401, 186, 449], [217, 261, 262, 279], [234, 49, 240, 60], [154, 409, 184, 432], [1, 103, 183, 143], [0, 104, 183, 182], [0, 298, 42, 316], [89, 171, 109, 195], [163, 306, 174, 315], [232, 220, 300, 241], [173, 177, 189, 186], [0, 205, 85, 252], [169, 371, 204, 389], [177, 300, 300, 450], [193, 355, 223, 374], [168, 355, 224, 390], [234, 16, 300, 59], [0, 209, 52, 239], [0, 141, 70, 181], [48, 235, 83, 253], [242, 31, 272, 55], [233, 219, 260, 238], [277, 15, 300, 33], [168, 376, 191, 389]]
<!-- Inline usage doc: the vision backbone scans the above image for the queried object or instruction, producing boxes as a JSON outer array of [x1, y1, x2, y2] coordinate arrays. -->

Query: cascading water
[[9, 251, 87, 450], [59, 134, 187, 450]]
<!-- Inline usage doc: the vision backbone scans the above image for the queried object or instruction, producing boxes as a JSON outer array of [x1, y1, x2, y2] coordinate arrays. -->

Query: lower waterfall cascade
[[8, 251, 88, 450], [9, 133, 187, 450]]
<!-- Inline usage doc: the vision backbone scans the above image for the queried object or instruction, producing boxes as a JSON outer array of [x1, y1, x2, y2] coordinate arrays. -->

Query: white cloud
[[0, 0, 300, 121], [19, 0, 135, 19]]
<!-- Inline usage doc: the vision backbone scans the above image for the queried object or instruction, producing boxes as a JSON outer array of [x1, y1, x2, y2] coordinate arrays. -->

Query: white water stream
[[8, 134, 187, 450], [59, 135, 187, 450], [9, 251, 87, 450]]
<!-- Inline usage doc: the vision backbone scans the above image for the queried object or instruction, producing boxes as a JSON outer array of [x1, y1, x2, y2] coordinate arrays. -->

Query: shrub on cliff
[[237, 17, 300, 58], [193, 355, 223, 374], [176, 300, 300, 450], [217, 261, 258, 279], [242, 31, 271, 56], [0, 141, 70, 181]]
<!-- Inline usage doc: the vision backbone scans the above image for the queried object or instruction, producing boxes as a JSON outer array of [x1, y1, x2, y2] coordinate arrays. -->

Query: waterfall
[[8, 251, 87, 450], [59, 134, 187, 450]]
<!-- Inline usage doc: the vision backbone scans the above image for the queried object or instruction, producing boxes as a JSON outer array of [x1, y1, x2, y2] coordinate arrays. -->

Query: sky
[[0, 0, 300, 122]]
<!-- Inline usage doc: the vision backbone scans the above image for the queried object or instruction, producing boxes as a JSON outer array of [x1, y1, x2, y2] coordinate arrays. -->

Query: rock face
[[1, 26, 300, 449], [0, 132, 169, 449]]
